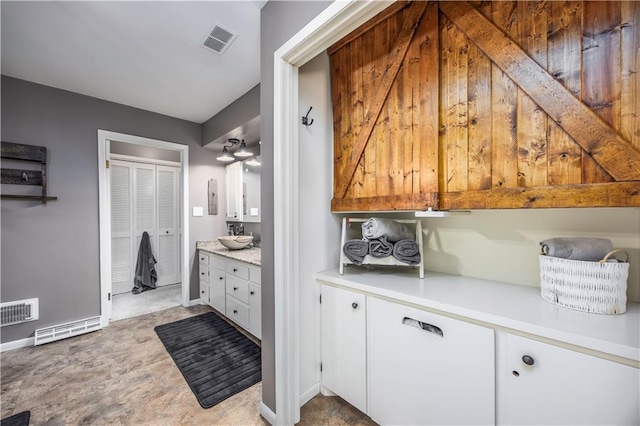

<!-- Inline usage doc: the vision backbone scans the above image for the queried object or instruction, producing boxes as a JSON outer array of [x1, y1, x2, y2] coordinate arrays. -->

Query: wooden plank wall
[[330, 1, 640, 211]]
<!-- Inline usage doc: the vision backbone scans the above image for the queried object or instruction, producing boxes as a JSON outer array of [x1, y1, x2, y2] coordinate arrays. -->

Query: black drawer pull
[[233, 268, 238, 272], [352, 302, 359, 309], [522, 355, 535, 366], [250, 291, 255, 295], [233, 286, 238, 291], [233, 309, 238, 314], [219, 277, 224, 280], [402, 317, 444, 337]]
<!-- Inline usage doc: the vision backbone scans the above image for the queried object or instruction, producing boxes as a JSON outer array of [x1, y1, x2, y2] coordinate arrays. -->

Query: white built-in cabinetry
[[199, 250, 261, 339], [498, 333, 639, 425], [110, 160, 180, 294], [318, 273, 640, 426]]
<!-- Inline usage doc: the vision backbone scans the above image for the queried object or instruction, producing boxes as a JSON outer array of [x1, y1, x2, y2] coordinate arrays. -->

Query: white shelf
[[340, 217, 424, 278], [414, 210, 470, 218]]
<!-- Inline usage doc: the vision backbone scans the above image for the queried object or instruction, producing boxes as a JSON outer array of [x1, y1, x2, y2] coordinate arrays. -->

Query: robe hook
[[302, 106, 314, 126]]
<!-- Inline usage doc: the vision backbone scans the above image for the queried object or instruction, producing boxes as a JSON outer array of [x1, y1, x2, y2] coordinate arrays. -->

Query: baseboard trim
[[0, 337, 34, 352], [300, 382, 320, 407], [260, 402, 277, 425], [188, 298, 201, 307]]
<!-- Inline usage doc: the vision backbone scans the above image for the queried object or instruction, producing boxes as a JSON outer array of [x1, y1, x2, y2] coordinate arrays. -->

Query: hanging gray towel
[[369, 236, 393, 258], [362, 218, 414, 243], [343, 240, 369, 265], [392, 239, 421, 265], [133, 231, 157, 294], [539, 237, 614, 261]]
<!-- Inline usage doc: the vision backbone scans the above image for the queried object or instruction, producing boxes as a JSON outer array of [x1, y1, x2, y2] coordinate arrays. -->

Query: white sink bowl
[[218, 235, 254, 250]]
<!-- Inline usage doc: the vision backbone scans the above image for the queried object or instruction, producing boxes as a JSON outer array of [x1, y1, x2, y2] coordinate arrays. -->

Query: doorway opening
[[98, 130, 190, 327]]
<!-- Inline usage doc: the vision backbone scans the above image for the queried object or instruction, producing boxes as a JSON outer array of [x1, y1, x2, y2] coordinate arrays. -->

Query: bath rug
[[0, 411, 30, 426], [154, 312, 261, 408]]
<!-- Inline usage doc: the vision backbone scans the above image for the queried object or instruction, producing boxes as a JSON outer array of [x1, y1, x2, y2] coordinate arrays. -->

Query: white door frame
[[98, 129, 190, 327], [272, 1, 392, 424]]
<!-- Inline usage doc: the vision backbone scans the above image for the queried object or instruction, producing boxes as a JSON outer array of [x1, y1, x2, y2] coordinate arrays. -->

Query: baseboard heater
[[34, 316, 102, 346]]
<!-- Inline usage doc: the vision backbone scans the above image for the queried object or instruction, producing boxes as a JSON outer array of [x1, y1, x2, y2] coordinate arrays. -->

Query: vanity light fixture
[[246, 156, 261, 166], [216, 146, 234, 162], [233, 140, 253, 158]]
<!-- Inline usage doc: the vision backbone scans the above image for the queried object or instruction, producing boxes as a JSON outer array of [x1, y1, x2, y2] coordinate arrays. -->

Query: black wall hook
[[302, 106, 314, 126]]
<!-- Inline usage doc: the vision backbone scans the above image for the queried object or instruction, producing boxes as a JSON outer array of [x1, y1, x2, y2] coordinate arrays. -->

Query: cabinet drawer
[[226, 274, 249, 304], [226, 261, 249, 280], [209, 255, 226, 271], [226, 296, 250, 329], [249, 267, 261, 285], [198, 252, 209, 265], [199, 264, 209, 283], [199, 281, 209, 303]]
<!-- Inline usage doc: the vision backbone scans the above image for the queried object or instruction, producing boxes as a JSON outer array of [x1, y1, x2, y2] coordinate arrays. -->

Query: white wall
[[298, 51, 341, 401]]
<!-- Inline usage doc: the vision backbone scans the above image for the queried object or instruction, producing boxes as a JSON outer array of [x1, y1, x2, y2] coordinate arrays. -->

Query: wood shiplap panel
[[388, 10, 403, 196], [374, 19, 391, 198], [547, 1, 583, 186], [516, 0, 548, 188], [582, 1, 620, 183], [361, 26, 377, 197], [490, 1, 518, 189], [419, 2, 439, 195], [467, 1, 492, 191], [349, 38, 365, 198], [621, 1, 640, 151]]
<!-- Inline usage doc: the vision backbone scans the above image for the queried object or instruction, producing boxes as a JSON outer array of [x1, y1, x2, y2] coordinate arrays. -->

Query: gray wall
[[260, 0, 332, 414], [0, 76, 227, 343], [202, 84, 260, 146]]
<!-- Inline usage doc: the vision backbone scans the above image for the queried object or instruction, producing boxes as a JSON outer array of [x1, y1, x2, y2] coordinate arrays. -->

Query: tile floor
[[1, 305, 375, 425]]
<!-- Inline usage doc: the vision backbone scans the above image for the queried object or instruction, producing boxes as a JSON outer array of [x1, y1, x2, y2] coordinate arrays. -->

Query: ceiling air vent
[[202, 23, 237, 55]]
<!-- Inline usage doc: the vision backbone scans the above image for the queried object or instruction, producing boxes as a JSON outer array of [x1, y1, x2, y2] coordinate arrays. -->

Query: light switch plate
[[192, 206, 203, 217], [250, 207, 259, 216]]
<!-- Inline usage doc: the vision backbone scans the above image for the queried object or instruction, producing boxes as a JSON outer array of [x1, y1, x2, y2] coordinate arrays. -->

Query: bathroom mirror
[[225, 160, 260, 223]]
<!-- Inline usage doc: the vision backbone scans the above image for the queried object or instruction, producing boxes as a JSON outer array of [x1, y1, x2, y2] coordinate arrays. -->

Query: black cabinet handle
[[233, 286, 238, 291], [233, 268, 238, 272], [201, 290, 205, 294], [233, 310, 238, 314], [352, 302, 359, 309], [219, 276, 224, 280], [522, 355, 535, 366], [250, 291, 255, 295]]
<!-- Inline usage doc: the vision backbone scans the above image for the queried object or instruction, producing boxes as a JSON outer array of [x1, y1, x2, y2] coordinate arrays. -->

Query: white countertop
[[315, 268, 640, 364], [197, 240, 261, 267]]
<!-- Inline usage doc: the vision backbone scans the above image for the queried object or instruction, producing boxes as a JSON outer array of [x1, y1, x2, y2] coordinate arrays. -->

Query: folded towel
[[362, 218, 414, 243], [369, 236, 393, 258], [540, 237, 614, 262], [343, 239, 369, 265], [392, 239, 421, 265]]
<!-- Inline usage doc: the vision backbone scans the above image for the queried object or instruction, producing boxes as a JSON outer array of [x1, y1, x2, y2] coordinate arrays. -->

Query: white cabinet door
[[368, 297, 495, 425], [499, 333, 640, 425], [249, 282, 261, 339], [225, 161, 243, 221], [321, 285, 367, 414], [209, 266, 226, 313]]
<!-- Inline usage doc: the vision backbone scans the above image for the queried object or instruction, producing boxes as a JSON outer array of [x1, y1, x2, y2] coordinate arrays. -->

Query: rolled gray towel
[[392, 239, 421, 265], [343, 239, 369, 265], [540, 237, 614, 261], [362, 218, 414, 243], [369, 236, 393, 258]]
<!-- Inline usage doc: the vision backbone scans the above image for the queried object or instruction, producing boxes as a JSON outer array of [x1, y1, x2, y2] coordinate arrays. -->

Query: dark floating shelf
[[1, 141, 58, 204], [1, 194, 58, 202]]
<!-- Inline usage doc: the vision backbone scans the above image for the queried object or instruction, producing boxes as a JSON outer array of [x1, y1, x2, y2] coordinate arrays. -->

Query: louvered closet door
[[133, 163, 157, 285], [156, 166, 179, 286], [110, 160, 134, 295]]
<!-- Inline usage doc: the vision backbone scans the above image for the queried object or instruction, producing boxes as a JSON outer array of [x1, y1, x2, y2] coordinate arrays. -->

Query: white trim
[[300, 383, 320, 408], [110, 153, 181, 168], [260, 402, 277, 426], [189, 299, 202, 307], [98, 130, 190, 329], [0, 337, 34, 352], [273, 1, 393, 424]]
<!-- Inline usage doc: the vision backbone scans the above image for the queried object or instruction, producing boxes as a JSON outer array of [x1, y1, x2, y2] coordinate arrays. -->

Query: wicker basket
[[539, 249, 629, 315]]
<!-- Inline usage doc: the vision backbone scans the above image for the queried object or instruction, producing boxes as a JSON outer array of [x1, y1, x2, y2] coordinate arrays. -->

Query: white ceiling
[[1, 1, 266, 124]]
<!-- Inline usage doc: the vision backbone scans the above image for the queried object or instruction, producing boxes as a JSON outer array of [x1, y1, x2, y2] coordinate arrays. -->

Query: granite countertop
[[196, 239, 261, 267]]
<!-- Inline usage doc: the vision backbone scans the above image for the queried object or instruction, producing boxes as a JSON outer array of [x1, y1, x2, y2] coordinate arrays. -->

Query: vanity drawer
[[198, 252, 209, 265], [226, 261, 249, 280], [209, 255, 226, 271], [226, 296, 250, 329], [199, 263, 209, 283], [199, 282, 209, 303], [226, 274, 250, 304]]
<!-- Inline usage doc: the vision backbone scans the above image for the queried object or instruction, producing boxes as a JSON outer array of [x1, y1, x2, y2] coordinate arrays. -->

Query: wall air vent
[[34, 316, 101, 346], [202, 23, 238, 55], [1, 298, 39, 326]]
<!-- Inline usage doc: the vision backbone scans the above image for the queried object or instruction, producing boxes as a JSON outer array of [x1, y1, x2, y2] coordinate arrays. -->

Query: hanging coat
[[132, 231, 157, 294]]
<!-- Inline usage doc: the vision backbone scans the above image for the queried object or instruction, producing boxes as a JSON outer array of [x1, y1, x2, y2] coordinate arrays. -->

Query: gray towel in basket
[[362, 218, 414, 243], [369, 236, 393, 258], [539, 237, 614, 262], [392, 239, 421, 265], [343, 240, 369, 265]]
